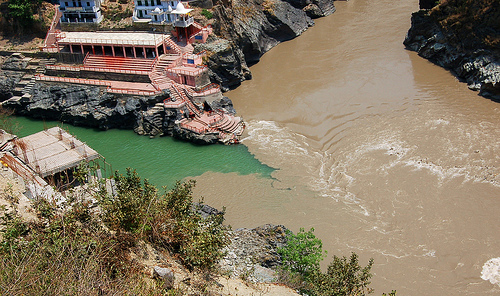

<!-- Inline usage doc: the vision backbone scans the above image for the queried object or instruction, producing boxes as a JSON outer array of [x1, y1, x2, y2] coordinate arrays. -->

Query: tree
[[278, 228, 327, 278], [7, 0, 39, 29], [310, 252, 374, 296]]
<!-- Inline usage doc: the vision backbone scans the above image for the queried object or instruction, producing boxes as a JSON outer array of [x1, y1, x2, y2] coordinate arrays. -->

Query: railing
[[179, 122, 207, 134], [60, 6, 99, 12], [174, 17, 194, 28], [164, 37, 181, 54], [46, 64, 151, 75], [166, 66, 206, 76], [42, 5, 63, 51], [35, 74, 112, 87], [193, 83, 221, 97], [83, 52, 90, 64], [150, 56, 159, 71], [58, 35, 166, 47], [188, 24, 213, 44], [163, 98, 186, 109], [106, 87, 161, 96]]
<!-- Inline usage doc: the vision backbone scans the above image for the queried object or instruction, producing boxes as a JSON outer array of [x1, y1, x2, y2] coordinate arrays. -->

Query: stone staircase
[[83, 55, 155, 73], [1, 55, 56, 105], [148, 54, 182, 90]]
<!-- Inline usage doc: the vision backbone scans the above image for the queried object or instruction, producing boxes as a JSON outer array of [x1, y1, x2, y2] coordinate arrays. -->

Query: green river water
[[12, 116, 274, 188]]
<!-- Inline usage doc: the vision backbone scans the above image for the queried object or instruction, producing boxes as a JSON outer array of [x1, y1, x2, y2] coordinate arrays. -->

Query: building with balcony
[[59, 0, 103, 23], [133, 0, 193, 26]]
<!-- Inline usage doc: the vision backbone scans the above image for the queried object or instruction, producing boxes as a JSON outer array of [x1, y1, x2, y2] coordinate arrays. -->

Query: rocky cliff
[[404, 0, 500, 100], [195, 0, 336, 90]]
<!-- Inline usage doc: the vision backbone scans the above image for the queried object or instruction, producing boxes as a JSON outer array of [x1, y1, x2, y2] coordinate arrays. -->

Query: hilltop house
[[59, 0, 103, 23], [133, 0, 193, 26]]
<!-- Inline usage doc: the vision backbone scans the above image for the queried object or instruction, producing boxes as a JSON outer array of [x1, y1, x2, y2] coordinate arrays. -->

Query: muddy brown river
[[193, 0, 500, 294]]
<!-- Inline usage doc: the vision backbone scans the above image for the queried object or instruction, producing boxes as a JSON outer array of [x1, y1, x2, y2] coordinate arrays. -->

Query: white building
[[59, 0, 103, 23], [133, 0, 193, 26]]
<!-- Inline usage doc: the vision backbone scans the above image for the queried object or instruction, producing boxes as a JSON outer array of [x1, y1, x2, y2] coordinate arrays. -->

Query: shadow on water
[[12, 116, 275, 188]]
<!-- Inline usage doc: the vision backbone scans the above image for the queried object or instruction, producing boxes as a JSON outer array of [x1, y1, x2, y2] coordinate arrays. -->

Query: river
[[193, 0, 500, 295], [13, 0, 500, 294]]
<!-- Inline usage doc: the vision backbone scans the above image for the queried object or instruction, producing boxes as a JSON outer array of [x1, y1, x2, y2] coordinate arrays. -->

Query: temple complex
[[35, 1, 243, 144]]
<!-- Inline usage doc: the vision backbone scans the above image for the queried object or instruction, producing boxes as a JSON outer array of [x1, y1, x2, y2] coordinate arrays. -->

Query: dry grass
[[431, 0, 500, 50]]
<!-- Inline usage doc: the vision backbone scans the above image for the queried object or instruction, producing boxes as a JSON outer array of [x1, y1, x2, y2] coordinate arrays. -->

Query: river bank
[[404, 0, 500, 101]]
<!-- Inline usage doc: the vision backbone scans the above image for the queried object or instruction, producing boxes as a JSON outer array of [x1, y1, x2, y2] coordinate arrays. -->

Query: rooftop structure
[[11, 127, 99, 178], [56, 31, 171, 58], [59, 0, 103, 24]]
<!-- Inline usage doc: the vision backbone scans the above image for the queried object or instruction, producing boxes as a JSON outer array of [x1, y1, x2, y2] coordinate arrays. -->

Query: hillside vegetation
[[430, 0, 500, 53]]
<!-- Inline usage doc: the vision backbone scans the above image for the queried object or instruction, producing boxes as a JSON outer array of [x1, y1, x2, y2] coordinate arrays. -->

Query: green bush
[[99, 168, 157, 233], [310, 253, 374, 296], [277, 228, 382, 296], [278, 227, 326, 278], [0, 167, 229, 294], [153, 180, 228, 270], [201, 9, 213, 19]]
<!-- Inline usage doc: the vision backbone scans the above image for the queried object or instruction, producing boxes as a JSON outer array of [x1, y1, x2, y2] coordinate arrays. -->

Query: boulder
[[1, 53, 29, 71], [153, 266, 175, 289]]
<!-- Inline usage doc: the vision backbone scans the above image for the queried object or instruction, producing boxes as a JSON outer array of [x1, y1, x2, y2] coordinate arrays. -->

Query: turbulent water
[[12, 0, 500, 294], [192, 0, 500, 295]]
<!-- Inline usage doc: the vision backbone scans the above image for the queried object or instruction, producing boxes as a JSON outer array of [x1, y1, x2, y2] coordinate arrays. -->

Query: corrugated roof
[[13, 127, 100, 178]]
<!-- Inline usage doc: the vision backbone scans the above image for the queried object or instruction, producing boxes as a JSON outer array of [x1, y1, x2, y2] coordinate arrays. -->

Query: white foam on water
[[242, 120, 312, 159], [403, 159, 466, 181], [481, 257, 500, 286], [426, 118, 450, 130]]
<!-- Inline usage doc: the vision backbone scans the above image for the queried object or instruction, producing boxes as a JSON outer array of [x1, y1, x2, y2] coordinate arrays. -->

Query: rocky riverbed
[[404, 0, 500, 100]]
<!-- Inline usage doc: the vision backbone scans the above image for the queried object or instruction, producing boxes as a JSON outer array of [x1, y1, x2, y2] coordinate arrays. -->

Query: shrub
[[278, 227, 326, 278], [152, 180, 228, 270], [310, 253, 374, 296], [99, 168, 157, 233], [201, 9, 213, 19]]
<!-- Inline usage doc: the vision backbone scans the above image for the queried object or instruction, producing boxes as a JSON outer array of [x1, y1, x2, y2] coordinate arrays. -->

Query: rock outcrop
[[221, 224, 289, 282], [198, 0, 336, 89], [0, 80, 236, 144], [3, 83, 161, 130], [404, 1, 500, 100]]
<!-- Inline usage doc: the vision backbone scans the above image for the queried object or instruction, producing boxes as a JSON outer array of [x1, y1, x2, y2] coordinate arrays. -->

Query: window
[[137, 0, 142, 5], [157, 0, 160, 5], [195, 35, 202, 40], [87, 2, 90, 6], [65, 2, 68, 6]]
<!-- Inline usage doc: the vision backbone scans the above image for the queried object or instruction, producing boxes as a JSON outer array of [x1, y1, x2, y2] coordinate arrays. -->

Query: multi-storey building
[[133, 0, 193, 26], [59, 0, 103, 23]]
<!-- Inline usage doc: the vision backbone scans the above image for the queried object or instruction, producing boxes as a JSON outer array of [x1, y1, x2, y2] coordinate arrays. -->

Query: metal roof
[[13, 127, 100, 178]]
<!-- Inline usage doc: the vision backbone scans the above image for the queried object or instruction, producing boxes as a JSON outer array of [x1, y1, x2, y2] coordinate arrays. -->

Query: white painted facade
[[133, 0, 193, 26], [59, 0, 103, 23]]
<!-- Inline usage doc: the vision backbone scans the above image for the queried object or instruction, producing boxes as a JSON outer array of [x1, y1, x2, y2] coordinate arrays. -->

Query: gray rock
[[220, 224, 289, 283], [153, 266, 175, 289], [0, 71, 23, 101], [203, 0, 328, 89], [1, 53, 29, 71], [404, 10, 500, 101]]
